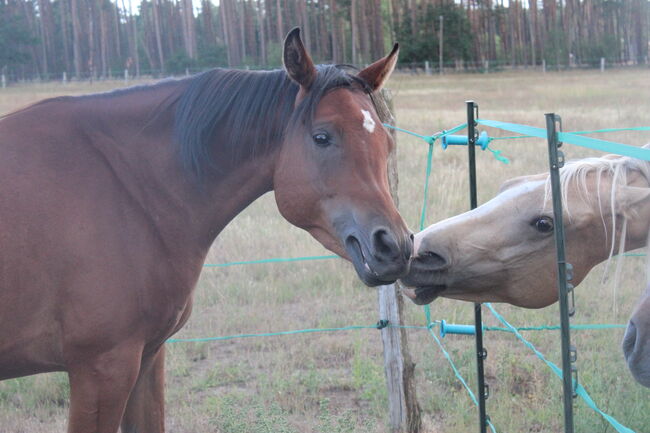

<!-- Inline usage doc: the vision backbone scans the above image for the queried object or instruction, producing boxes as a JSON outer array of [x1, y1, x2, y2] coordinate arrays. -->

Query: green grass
[[1, 69, 650, 432]]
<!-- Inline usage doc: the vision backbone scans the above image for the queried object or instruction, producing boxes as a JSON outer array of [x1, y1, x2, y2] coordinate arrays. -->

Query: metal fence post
[[545, 113, 577, 433], [467, 101, 489, 433]]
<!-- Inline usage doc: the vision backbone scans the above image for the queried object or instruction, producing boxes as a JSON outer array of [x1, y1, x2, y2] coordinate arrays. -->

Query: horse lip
[[402, 285, 446, 305], [345, 235, 394, 286], [346, 236, 372, 273]]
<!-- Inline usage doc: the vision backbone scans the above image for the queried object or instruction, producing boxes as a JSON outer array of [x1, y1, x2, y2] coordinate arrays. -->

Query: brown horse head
[[273, 29, 412, 285], [173, 29, 412, 286]]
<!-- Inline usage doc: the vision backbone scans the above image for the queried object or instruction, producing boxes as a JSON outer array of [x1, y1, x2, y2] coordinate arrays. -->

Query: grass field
[[0, 69, 649, 433]]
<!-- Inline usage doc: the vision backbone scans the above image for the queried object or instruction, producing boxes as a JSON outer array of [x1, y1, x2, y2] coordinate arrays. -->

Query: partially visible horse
[[400, 148, 650, 386], [624, 285, 650, 386], [0, 28, 413, 433]]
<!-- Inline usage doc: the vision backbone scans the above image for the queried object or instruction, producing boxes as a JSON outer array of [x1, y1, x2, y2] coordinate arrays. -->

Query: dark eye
[[312, 132, 331, 147], [533, 216, 554, 233]]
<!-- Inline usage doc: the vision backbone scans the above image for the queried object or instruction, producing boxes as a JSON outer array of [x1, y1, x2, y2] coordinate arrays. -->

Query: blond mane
[[544, 149, 650, 313]]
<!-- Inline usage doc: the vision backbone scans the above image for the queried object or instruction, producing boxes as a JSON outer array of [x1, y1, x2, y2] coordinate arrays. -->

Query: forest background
[[0, 0, 648, 80]]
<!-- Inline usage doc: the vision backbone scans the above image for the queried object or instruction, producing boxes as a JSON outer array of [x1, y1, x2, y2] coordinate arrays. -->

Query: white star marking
[[361, 109, 376, 133]]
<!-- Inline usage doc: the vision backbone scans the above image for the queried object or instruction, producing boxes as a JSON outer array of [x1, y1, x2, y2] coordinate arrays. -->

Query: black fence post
[[545, 113, 577, 433], [467, 101, 488, 433]]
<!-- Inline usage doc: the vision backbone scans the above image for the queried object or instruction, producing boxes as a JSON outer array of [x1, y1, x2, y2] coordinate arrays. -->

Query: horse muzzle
[[623, 320, 650, 387], [343, 227, 412, 287], [399, 247, 451, 304]]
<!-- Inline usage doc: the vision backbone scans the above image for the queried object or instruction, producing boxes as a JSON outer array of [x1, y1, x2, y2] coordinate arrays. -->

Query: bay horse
[[400, 149, 650, 385], [0, 28, 413, 433]]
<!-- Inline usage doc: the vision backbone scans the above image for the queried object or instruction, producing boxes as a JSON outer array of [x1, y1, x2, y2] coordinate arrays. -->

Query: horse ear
[[358, 43, 399, 92], [283, 28, 316, 90], [617, 186, 650, 217]]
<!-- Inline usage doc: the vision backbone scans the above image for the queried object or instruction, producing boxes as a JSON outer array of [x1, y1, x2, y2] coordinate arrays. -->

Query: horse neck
[[75, 83, 277, 256]]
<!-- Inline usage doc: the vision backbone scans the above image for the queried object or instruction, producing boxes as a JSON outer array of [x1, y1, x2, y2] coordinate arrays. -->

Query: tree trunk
[[359, 0, 370, 64], [152, 0, 165, 72], [182, 0, 197, 59], [350, 0, 358, 64], [372, 0, 384, 59], [275, 0, 283, 42], [329, 0, 342, 63], [239, 0, 246, 62], [70, 0, 83, 78], [257, 0, 267, 65], [99, 1, 109, 77], [528, 0, 537, 66], [21, 0, 41, 77], [88, 0, 96, 80], [37, 0, 55, 77], [113, 0, 122, 61], [60, 0, 72, 74], [298, 0, 311, 53]]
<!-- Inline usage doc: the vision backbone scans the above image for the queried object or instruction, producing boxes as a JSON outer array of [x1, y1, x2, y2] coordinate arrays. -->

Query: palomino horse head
[[273, 29, 412, 285], [400, 151, 650, 307], [623, 285, 650, 387]]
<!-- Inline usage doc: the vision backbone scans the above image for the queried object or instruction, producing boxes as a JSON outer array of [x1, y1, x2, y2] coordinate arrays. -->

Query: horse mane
[[173, 65, 372, 178], [0, 65, 374, 180], [562, 152, 650, 204], [543, 149, 650, 218], [546, 147, 650, 311]]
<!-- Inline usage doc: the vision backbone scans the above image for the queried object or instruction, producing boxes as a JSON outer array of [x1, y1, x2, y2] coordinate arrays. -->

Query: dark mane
[[173, 65, 372, 178]]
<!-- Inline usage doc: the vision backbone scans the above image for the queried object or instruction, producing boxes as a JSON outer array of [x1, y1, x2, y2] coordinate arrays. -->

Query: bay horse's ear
[[283, 27, 317, 90], [358, 43, 399, 92]]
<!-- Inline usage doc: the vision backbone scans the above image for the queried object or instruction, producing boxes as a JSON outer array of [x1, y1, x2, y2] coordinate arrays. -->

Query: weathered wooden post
[[375, 89, 422, 433]]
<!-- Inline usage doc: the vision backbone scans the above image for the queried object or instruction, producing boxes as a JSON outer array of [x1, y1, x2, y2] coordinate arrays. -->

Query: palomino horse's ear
[[357, 43, 399, 92], [283, 28, 317, 90], [617, 186, 650, 217]]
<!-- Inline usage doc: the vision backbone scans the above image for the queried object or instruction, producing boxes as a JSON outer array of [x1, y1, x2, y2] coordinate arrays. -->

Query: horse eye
[[534, 216, 554, 233], [312, 132, 331, 147]]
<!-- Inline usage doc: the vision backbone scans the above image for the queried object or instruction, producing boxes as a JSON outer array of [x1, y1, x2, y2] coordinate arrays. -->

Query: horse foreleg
[[120, 346, 166, 433], [66, 344, 142, 433]]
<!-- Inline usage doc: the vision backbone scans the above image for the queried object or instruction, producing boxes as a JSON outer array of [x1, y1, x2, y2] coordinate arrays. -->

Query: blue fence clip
[[442, 131, 490, 150], [440, 319, 477, 338]]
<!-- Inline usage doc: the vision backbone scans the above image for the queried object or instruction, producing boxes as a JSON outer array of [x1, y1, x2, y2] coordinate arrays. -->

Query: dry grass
[[1, 69, 649, 432]]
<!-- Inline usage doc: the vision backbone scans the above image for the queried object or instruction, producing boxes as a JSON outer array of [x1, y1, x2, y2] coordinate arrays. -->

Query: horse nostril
[[371, 229, 400, 260], [623, 321, 638, 361], [415, 250, 448, 270], [409, 233, 415, 242]]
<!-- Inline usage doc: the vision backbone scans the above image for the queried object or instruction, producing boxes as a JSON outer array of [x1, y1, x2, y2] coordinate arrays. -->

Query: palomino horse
[[400, 149, 650, 385], [0, 29, 413, 433]]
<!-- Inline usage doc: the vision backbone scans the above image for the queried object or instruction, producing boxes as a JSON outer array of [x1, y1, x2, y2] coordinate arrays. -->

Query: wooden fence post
[[375, 89, 422, 433]]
